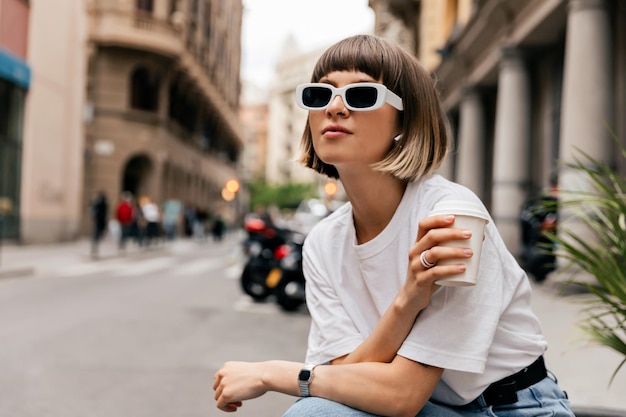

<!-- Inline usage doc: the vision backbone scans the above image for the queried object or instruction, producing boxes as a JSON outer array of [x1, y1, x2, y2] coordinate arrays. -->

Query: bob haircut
[[297, 34, 450, 181]]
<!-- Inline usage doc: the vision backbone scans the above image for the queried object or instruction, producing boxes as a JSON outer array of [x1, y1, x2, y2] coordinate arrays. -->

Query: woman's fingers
[[415, 214, 455, 242], [412, 214, 474, 268], [420, 246, 473, 266]]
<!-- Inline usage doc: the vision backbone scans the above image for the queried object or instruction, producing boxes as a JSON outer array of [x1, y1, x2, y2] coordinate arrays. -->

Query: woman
[[214, 34, 574, 417]]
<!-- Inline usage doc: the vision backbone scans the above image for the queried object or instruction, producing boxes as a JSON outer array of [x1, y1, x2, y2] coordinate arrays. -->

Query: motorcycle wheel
[[275, 278, 305, 312], [240, 263, 271, 301]]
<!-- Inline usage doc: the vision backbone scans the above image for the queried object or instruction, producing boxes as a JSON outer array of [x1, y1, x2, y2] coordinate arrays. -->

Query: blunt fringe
[[297, 34, 449, 181]]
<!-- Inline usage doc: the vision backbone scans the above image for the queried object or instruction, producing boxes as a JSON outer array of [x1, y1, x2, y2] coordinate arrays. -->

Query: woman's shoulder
[[413, 175, 484, 207], [304, 202, 352, 246]]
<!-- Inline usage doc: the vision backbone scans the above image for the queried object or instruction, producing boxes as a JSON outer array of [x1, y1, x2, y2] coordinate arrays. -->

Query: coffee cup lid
[[429, 200, 490, 222]]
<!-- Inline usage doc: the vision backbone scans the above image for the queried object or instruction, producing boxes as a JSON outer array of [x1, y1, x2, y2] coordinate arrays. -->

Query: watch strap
[[298, 363, 317, 397]]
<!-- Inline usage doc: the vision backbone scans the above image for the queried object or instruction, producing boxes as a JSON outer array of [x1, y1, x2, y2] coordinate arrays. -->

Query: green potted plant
[[540, 137, 626, 417]]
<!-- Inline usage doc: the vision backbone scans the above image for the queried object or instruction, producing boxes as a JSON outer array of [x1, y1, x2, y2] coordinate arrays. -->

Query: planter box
[[573, 406, 626, 417]]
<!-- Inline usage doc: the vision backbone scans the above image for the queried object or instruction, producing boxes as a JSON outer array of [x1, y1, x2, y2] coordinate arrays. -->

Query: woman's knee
[[282, 397, 379, 417], [417, 401, 464, 417]]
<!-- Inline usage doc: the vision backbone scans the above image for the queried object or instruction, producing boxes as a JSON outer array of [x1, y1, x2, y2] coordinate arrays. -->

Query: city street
[[0, 235, 310, 417], [0, 234, 625, 416]]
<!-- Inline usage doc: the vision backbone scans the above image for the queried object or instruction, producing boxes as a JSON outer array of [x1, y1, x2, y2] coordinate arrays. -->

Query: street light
[[221, 178, 240, 202], [323, 181, 338, 197], [225, 178, 240, 194]]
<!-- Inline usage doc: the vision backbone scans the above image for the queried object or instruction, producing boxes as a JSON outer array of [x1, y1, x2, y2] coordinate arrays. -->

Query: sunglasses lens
[[302, 87, 332, 108], [346, 86, 378, 109]]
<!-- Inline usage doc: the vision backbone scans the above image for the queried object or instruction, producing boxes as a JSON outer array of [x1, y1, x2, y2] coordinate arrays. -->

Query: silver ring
[[420, 250, 436, 269]]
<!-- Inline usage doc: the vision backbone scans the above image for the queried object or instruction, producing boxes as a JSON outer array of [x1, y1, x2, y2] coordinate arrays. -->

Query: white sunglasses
[[295, 82, 404, 112]]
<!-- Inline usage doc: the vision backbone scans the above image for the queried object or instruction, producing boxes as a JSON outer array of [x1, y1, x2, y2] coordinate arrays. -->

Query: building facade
[[16, 0, 244, 243], [84, 0, 244, 232], [0, 0, 30, 240], [265, 36, 323, 186], [239, 81, 269, 183], [371, 0, 626, 256], [20, 0, 87, 243]]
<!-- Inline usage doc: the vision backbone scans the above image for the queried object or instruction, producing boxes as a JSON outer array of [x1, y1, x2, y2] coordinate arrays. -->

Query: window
[[136, 0, 153, 12], [130, 67, 159, 112]]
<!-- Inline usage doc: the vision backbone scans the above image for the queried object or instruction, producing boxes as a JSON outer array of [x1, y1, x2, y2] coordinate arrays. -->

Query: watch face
[[299, 369, 312, 381]]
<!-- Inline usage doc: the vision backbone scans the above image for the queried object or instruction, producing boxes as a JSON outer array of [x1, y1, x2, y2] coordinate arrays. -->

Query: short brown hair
[[297, 34, 449, 181]]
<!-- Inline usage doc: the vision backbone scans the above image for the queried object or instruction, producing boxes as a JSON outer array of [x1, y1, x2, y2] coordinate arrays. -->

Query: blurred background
[[0, 0, 624, 255], [1, 1, 625, 416]]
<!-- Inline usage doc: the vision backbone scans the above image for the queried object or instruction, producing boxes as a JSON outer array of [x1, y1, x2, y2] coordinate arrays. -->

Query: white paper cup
[[428, 200, 489, 286]]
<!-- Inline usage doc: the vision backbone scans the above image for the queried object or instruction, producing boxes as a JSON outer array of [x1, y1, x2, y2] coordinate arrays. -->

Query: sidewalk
[[0, 231, 244, 279], [0, 237, 155, 279], [530, 274, 626, 415], [0, 238, 624, 414]]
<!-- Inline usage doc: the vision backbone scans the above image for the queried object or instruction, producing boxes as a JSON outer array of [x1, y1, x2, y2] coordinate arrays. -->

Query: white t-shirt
[[303, 174, 548, 405]]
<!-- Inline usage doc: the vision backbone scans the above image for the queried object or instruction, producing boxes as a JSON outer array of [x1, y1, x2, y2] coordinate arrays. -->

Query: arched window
[[130, 67, 159, 112], [136, 0, 154, 12]]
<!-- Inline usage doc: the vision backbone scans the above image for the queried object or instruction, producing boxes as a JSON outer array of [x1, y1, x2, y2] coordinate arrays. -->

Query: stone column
[[557, 0, 612, 272], [492, 48, 531, 255], [456, 86, 485, 199], [559, 0, 612, 186]]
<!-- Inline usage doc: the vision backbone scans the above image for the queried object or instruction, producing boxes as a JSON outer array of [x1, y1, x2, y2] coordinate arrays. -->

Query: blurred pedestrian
[[194, 207, 208, 240], [162, 197, 183, 241], [213, 34, 574, 417], [184, 204, 196, 238], [211, 214, 225, 242], [131, 198, 145, 246], [90, 190, 108, 257], [115, 191, 134, 251], [140, 196, 160, 247]]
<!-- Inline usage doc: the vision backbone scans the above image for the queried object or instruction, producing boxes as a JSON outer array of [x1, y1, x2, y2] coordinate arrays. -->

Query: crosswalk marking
[[112, 257, 177, 277], [44, 261, 122, 278], [26, 238, 247, 282], [224, 263, 242, 280], [169, 258, 224, 276], [37, 253, 244, 280], [233, 296, 280, 314]]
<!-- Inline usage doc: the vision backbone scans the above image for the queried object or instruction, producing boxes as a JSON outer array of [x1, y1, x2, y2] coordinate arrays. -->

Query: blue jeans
[[282, 377, 574, 417]]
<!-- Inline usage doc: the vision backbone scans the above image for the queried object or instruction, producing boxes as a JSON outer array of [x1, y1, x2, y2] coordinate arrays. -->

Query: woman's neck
[[340, 170, 407, 245]]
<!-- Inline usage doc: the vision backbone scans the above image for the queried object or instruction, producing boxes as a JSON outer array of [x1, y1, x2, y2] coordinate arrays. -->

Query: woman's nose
[[326, 94, 348, 116]]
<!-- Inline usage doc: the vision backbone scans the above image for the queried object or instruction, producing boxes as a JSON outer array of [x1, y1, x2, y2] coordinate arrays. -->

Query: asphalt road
[[1, 236, 625, 416], [0, 239, 310, 417]]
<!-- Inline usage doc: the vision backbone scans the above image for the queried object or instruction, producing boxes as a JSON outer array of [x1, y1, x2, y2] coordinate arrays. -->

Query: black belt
[[481, 356, 548, 407]]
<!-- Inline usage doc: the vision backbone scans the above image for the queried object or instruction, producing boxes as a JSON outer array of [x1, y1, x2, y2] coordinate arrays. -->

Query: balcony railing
[[89, 5, 183, 58], [133, 10, 178, 37]]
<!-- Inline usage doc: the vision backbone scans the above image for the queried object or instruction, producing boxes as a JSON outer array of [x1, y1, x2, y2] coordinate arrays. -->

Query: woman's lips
[[322, 125, 352, 139]]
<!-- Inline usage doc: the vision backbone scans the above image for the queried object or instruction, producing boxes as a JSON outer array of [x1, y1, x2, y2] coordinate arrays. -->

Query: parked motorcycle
[[520, 194, 558, 282], [240, 214, 288, 301], [269, 233, 306, 312], [239, 214, 307, 311]]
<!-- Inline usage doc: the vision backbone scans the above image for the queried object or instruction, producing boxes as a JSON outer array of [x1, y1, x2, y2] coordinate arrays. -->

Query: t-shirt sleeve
[[397, 224, 506, 374], [303, 233, 364, 365]]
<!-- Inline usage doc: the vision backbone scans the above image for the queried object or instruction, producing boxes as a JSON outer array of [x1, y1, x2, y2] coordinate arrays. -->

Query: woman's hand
[[214, 360, 302, 412], [213, 361, 269, 412], [401, 214, 473, 310]]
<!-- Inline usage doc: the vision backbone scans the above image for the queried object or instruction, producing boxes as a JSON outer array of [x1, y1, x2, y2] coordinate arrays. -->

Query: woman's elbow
[[385, 388, 429, 417]]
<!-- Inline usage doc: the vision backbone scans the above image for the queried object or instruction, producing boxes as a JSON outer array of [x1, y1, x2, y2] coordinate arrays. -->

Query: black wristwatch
[[298, 364, 317, 397]]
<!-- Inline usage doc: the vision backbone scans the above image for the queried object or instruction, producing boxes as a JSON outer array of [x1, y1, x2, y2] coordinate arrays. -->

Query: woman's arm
[[213, 216, 472, 414], [333, 214, 472, 365], [214, 356, 442, 417]]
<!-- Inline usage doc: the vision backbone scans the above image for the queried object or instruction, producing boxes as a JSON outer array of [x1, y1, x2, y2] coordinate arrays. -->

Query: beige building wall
[[84, 0, 243, 228], [21, 0, 87, 242], [369, 0, 625, 258], [266, 41, 322, 186], [17, 0, 244, 243], [239, 98, 269, 183], [418, 0, 473, 72]]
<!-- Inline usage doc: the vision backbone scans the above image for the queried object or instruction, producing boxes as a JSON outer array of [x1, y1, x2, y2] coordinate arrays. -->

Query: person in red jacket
[[116, 191, 134, 251]]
